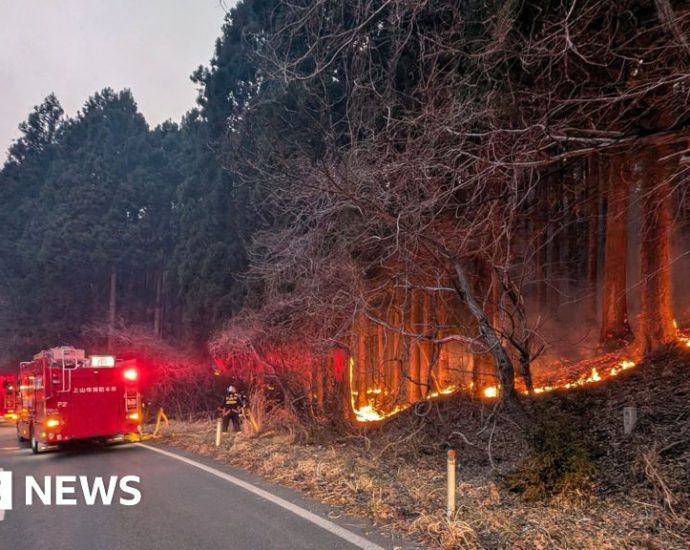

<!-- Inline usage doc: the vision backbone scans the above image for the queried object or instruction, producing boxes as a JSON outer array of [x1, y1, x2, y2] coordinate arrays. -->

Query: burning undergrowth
[[156, 348, 690, 549]]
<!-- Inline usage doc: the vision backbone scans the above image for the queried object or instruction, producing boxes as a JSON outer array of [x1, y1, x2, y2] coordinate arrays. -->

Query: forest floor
[[155, 347, 690, 549]]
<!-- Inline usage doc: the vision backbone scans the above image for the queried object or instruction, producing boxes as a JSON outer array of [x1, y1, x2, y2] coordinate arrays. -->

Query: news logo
[[0, 470, 141, 513], [0, 469, 12, 512]]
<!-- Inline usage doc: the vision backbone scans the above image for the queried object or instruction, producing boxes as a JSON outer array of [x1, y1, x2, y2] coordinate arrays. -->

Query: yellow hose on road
[[153, 407, 169, 437]]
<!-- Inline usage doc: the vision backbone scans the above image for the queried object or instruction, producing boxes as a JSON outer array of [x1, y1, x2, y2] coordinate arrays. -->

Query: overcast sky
[[0, 0, 235, 158]]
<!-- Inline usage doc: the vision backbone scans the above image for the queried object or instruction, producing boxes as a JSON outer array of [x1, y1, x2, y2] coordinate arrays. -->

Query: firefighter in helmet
[[221, 385, 245, 433]]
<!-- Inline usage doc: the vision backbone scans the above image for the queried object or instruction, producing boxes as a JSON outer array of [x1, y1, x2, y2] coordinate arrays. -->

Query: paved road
[[0, 424, 405, 550]]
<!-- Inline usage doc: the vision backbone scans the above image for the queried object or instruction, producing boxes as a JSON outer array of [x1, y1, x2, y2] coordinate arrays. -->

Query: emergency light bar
[[90, 356, 115, 367]]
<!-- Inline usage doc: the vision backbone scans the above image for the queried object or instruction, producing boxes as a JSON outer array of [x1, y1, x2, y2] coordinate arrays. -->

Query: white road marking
[[137, 444, 387, 550], [0, 468, 8, 521]]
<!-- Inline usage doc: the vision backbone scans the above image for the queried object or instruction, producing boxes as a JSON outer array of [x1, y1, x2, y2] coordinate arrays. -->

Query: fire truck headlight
[[128, 412, 140, 421], [45, 418, 60, 428], [123, 368, 138, 381]]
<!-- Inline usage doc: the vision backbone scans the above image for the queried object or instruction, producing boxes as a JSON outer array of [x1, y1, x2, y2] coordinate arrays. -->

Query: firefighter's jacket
[[222, 392, 243, 413]]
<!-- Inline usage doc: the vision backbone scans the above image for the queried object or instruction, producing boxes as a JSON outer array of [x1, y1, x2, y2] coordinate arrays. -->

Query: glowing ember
[[483, 386, 499, 399], [353, 404, 409, 422], [426, 386, 458, 399], [610, 359, 636, 376]]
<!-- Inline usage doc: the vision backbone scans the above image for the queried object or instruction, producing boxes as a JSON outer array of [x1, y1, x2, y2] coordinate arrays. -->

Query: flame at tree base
[[350, 331, 690, 422], [352, 359, 638, 422]]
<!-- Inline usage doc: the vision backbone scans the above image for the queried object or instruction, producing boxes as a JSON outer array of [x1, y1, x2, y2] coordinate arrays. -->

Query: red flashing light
[[123, 368, 138, 381]]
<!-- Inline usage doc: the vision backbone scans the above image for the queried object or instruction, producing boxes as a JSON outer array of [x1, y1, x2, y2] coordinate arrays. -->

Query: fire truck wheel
[[16, 428, 29, 444], [30, 433, 44, 455]]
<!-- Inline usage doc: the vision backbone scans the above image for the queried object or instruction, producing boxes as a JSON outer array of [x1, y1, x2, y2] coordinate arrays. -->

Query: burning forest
[[2, 1, 690, 547], [202, 0, 690, 436]]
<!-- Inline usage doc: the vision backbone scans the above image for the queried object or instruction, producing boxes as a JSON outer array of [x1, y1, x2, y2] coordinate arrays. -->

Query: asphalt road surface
[[0, 424, 407, 550]]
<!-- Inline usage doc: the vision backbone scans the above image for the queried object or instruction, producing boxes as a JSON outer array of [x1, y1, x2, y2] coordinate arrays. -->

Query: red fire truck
[[0, 375, 18, 422], [16, 346, 142, 454]]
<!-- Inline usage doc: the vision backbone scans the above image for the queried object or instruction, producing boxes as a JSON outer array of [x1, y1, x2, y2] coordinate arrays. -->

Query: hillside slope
[[160, 348, 690, 549]]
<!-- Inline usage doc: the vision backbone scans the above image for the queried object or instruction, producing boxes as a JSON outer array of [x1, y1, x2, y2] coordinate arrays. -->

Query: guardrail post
[[447, 449, 456, 519], [215, 418, 222, 446]]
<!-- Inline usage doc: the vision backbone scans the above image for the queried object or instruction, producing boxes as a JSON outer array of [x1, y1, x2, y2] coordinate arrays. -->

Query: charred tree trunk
[[639, 147, 676, 353], [600, 155, 632, 345]]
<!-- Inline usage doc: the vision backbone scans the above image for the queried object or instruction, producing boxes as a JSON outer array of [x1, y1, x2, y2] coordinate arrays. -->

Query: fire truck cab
[[16, 346, 142, 454], [0, 375, 18, 422]]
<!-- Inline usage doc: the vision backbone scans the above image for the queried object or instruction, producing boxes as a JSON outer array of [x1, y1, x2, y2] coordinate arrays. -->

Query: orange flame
[[349, 332, 690, 422], [483, 386, 499, 398]]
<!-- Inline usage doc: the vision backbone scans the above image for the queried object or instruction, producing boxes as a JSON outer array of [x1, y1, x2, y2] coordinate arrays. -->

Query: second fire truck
[[16, 346, 142, 454], [0, 375, 18, 422]]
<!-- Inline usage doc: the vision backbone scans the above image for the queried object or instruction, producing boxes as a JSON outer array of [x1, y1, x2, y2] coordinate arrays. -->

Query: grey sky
[[0, 1, 236, 158]]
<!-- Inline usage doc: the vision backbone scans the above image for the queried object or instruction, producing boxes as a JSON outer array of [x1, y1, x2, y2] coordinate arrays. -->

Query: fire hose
[[153, 407, 169, 437], [241, 406, 260, 433]]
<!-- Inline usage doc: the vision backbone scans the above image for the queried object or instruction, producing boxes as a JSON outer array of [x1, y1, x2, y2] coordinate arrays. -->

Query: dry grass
[[155, 350, 690, 549]]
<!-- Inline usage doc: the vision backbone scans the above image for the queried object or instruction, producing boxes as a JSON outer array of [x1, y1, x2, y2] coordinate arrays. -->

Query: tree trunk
[[385, 298, 402, 405], [450, 256, 524, 418], [419, 291, 433, 396], [376, 322, 385, 396], [600, 155, 632, 345], [153, 270, 163, 338], [639, 147, 676, 353], [437, 294, 449, 389], [586, 155, 601, 321], [407, 289, 422, 402], [472, 261, 499, 394], [107, 267, 117, 352], [356, 313, 368, 408], [315, 361, 325, 411], [535, 180, 548, 314], [547, 214, 561, 318]]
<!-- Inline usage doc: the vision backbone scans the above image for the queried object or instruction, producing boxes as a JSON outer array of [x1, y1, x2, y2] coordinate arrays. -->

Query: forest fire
[[349, 358, 640, 421], [349, 330, 690, 422]]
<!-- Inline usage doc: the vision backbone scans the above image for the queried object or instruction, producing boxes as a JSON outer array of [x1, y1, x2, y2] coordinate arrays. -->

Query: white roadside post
[[623, 406, 638, 435], [216, 418, 223, 446], [447, 449, 456, 519]]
